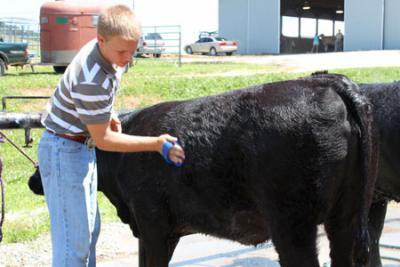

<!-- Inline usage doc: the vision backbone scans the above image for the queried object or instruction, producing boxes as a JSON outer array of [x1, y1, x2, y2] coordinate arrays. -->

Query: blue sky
[[0, 0, 218, 45]]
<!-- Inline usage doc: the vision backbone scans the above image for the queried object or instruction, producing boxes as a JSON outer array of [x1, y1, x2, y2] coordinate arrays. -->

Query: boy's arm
[[87, 121, 185, 164]]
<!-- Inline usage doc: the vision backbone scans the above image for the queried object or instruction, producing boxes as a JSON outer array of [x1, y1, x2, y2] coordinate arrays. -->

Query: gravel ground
[[1, 216, 399, 267], [2, 205, 397, 266], [181, 50, 400, 73]]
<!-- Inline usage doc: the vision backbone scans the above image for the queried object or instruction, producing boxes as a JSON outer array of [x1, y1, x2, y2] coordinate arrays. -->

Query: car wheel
[[226, 52, 233, 56], [186, 46, 193, 54], [0, 58, 6, 76], [153, 53, 161, 58], [209, 47, 217, 56], [53, 66, 67, 74]]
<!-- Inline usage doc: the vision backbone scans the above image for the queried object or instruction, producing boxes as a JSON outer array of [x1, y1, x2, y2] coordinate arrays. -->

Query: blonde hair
[[97, 4, 141, 41]]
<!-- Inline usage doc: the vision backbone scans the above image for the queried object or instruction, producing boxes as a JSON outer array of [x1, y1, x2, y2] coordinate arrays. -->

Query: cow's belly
[[173, 207, 270, 246], [223, 210, 271, 245]]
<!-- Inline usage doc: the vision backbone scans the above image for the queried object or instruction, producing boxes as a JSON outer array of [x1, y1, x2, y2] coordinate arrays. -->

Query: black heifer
[[29, 74, 378, 267], [359, 82, 400, 267]]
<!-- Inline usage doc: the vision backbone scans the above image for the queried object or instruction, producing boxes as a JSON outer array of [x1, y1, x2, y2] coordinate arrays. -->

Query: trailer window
[[92, 15, 99, 27], [40, 16, 48, 24]]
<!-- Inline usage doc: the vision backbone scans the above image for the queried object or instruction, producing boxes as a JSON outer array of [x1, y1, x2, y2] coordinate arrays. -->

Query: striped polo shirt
[[42, 39, 126, 136]]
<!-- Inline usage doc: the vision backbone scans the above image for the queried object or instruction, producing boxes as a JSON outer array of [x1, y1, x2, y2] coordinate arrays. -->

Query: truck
[[0, 41, 30, 76]]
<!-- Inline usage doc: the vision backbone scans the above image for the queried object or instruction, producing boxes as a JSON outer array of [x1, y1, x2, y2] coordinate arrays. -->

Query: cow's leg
[[138, 236, 179, 266], [270, 217, 319, 267], [131, 200, 171, 267], [167, 236, 180, 262], [367, 200, 388, 267], [138, 239, 146, 267], [325, 218, 354, 267], [137, 232, 169, 267], [325, 198, 371, 267], [139, 237, 179, 267]]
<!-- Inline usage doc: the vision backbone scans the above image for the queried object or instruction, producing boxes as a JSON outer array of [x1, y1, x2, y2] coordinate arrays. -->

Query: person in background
[[37, 4, 185, 267], [335, 29, 344, 52], [311, 34, 320, 53]]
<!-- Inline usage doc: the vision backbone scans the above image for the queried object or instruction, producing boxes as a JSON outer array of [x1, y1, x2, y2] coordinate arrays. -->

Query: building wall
[[345, 0, 400, 51], [344, 0, 384, 51], [219, 0, 280, 54], [219, 0, 248, 54], [383, 0, 400, 49]]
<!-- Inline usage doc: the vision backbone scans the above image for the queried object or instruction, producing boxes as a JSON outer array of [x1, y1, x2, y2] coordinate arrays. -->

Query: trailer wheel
[[53, 66, 67, 74], [0, 59, 5, 76]]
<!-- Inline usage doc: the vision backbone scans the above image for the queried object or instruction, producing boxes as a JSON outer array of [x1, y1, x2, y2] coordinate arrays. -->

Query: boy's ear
[[97, 34, 106, 45]]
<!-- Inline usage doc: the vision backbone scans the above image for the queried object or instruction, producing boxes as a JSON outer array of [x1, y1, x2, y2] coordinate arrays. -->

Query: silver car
[[185, 36, 238, 56], [136, 32, 165, 58]]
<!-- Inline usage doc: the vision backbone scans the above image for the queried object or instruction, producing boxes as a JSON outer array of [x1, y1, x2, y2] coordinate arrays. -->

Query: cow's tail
[[313, 73, 379, 266]]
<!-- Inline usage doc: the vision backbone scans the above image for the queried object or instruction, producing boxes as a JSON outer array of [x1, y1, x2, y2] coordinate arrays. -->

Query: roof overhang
[[281, 0, 344, 21]]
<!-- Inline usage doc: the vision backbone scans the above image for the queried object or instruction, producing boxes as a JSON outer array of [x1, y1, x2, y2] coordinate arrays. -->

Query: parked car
[[0, 41, 30, 76], [185, 36, 237, 56], [136, 32, 165, 58]]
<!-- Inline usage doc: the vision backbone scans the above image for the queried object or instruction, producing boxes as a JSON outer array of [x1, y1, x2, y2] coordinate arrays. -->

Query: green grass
[[1, 59, 400, 243]]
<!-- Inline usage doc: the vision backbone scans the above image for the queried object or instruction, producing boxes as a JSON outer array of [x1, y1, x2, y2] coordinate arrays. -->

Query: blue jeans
[[38, 130, 100, 267]]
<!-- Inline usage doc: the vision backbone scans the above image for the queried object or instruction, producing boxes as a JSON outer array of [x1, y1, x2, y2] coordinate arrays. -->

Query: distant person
[[335, 29, 344, 52], [0, 37, 4, 42], [311, 34, 319, 53]]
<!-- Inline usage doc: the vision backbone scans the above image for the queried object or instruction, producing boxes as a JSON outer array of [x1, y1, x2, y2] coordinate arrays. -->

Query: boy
[[38, 4, 185, 266]]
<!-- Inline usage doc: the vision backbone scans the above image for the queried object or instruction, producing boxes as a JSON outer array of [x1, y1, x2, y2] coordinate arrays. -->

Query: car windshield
[[215, 37, 228, 41], [145, 33, 162, 40]]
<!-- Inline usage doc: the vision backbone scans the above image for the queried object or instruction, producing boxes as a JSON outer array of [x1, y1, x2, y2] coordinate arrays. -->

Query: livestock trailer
[[40, 1, 103, 73]]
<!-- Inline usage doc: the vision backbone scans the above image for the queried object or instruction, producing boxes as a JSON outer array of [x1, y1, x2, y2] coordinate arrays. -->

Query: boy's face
[[97, 34, 138, 67]]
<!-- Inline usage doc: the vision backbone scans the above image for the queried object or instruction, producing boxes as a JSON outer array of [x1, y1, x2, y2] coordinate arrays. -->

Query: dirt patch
[[114, 95, 163, 110], [4, 88, 52, 112], [6, 90, 165, 113], [20, 88, 54, 96], [0, 222, 136, 267]]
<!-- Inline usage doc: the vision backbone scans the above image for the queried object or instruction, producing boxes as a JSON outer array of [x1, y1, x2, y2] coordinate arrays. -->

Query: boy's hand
[[158, 134, 185, 166], [168, 143, 185, 166], [110, 115, 122, 133]]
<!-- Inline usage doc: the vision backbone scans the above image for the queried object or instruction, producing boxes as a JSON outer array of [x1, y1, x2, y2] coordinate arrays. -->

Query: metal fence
[[139, 25, 182, 66], [0, 19, 181, 66], [0, 17, 40, 59]]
